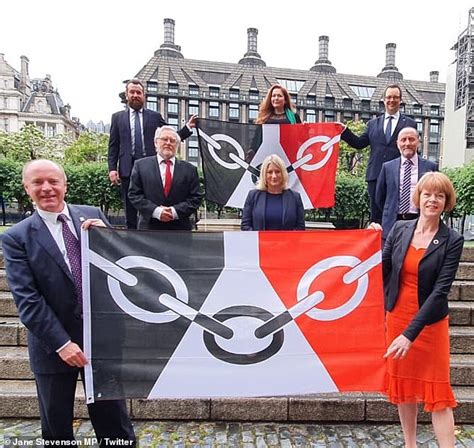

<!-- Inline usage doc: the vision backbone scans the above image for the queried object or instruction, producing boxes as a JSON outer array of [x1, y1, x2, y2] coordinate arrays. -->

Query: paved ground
[[0, 420, 472, 447]]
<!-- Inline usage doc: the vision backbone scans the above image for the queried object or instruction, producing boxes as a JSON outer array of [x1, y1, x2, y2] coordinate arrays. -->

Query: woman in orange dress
[[378, 172, 463, 447]]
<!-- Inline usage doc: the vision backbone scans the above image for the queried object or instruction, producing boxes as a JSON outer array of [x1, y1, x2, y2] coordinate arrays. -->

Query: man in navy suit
[[108, 79, 196, 229], [376, 127, 438, 240], [129, 126, 203, 230], [341, 84, 417, 222], [2, 160, 135, 444]]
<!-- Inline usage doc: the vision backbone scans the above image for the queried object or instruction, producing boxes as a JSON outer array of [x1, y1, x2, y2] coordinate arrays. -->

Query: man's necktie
[[163, 160, 173, 197], [57, 214, 82, 304], [399, 159, 413, 214], [134, 110, 144, 157], [385, 116, 393, 143]]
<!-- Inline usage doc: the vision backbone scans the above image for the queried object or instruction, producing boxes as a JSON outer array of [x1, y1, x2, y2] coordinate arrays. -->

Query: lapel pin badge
[[433, 239, 439, 245]]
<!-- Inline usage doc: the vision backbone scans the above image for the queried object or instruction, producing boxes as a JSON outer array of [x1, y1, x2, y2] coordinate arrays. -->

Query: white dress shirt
[[129, 107, 144, 153], [384, 111, 400, 137]]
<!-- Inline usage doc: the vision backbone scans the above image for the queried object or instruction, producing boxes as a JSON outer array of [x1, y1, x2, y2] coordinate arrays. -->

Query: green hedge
[[1, 158, 473, 229]]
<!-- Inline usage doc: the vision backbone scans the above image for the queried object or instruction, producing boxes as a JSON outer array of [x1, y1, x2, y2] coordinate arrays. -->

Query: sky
[[1, 1, 472, 124]]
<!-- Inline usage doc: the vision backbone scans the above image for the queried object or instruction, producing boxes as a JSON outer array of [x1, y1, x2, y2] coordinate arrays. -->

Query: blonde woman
[[241, 154, 305, 230]]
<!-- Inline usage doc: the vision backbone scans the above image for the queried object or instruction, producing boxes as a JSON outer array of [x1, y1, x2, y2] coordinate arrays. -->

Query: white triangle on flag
[[147, 232, 337, 398], [225, 125, 312, 209]]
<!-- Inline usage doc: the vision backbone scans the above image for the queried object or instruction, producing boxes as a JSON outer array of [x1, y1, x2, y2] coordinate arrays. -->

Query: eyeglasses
[[158, 137, 177, 144], [385, 96, 401, 100]]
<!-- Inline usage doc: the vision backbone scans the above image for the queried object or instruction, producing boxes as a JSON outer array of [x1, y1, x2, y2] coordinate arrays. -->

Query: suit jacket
[[128, 156, 203, 230], [241, 189, 305, 230], [107, 108, 192, 178], [2, 205, 107, 374], [341, 113, 417, 181], [376, 156, 438, 238], [382, 220, 463, 341]]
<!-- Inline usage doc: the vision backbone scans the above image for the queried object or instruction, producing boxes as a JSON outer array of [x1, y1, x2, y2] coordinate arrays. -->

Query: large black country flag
[[82, 228, 385, 403], [197, 119, 344, 209]]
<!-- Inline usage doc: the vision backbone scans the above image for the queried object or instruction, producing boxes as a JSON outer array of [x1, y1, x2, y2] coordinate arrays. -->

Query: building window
[[229, 103, 240, 120], [209, 86, 220, 98], [249, 104, 258, 123], [189, 85, 199, 96], [430, 121, 440, 141], [430, 106, 439, 116], [379, 101, 385, 113], [276, 79, 305, 93], [168, 82, 178, 95], [349, 85, 375, 100], [305, 109, 316, 123], [146, 96, 158, 112], [361, 100, 371, 111], [1, 118, 8, 131], [413, 104, 422, 114], [290, 94, 298, 105], [168, 98, 178, 114], [209, 101, 220, 118], [428, 143, 439, 161], [249, 90, 259, 102], [324, 110, 335, 122], [188, 99, 199, 116], [306, 95, 316, 106], [416, 120, 423, 134], [147, 82, 158, 93], [343, 111, 353, 121], [360, 113, 371, 122], [343, 98, 352, 109], [325, 97, 334, 108], [187, 137, 199, 162], [167, 117, 179, 128], [47, 124, 56, 137], [229, 89, 240, 100]]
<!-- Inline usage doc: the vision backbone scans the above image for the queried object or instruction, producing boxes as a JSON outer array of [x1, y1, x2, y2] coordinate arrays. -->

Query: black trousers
[[34, 371, 135, 446], [367, 180, 382, 223], [120, 177, 138, 230]]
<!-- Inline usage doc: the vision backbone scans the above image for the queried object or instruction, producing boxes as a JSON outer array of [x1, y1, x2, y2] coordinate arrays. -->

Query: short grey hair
[[22, 159, 67, 182], [154, 126, 181, 150]]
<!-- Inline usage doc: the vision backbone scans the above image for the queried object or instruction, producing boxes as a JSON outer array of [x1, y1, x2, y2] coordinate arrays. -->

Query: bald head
[[22, 159, 67, 213], [397, 127, 419, 159]]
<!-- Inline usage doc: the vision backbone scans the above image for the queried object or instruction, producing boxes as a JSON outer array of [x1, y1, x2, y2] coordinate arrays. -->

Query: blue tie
[[134, 110, 144, 157], [385, 116, 393, 143]]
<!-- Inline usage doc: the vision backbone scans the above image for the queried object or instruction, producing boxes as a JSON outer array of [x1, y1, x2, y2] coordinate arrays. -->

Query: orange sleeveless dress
[[385, 245, 456, 412]]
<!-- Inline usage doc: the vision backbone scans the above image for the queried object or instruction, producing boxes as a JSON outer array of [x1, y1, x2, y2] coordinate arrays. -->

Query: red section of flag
[[259, 230, 386, 392], [281, 123, 343, 208]]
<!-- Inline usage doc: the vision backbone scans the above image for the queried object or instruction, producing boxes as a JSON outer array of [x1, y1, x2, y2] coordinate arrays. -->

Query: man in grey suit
[[129, 126, 203, 230], [376, 127, 438, 240], [341, 84, 417, 222], [2, 160, 135, 444]]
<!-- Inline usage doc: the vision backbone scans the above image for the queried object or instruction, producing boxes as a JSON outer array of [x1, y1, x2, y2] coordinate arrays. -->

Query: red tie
[[163, 160, 172, 197]]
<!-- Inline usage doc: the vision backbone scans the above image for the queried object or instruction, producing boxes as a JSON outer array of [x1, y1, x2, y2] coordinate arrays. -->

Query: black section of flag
[[87, 228, 225, 400], [197, 119, 262, 206]]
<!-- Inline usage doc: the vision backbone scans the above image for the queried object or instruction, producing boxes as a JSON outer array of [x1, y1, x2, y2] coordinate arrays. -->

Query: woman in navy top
[[241, 154, 305, 231]]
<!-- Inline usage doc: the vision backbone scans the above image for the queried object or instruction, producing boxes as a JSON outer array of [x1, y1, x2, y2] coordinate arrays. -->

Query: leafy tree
[[64, 131, 109, 164], [338, 120, 369, 176]]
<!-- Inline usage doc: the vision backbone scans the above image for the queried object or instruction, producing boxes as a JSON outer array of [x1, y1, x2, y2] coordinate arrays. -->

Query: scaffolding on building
[[453, 7, 474, 148]]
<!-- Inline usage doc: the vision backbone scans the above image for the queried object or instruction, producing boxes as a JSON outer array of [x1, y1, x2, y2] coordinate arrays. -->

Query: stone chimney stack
[[377, 43, 403, 80], [310, 35, 336, 72], [239, 27, 266, 67], [19, 55, 31, 94], [164, 18, 175, 45], [430, 71, 439, 83], [155, 18, 183, 58]]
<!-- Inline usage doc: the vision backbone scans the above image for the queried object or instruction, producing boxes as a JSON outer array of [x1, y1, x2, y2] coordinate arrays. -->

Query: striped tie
[[399, 159, 413, 214]]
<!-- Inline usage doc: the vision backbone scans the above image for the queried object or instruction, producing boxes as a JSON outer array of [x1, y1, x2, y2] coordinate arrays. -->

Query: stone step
[[461, 246, 474, 262], [449, 280, 474, 302], [0, 380, 472, 423], [450, 327, 474, 354], [456, 262, 474, 281], [0, 292, 17, 316], [449, 301, 474, 325]]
